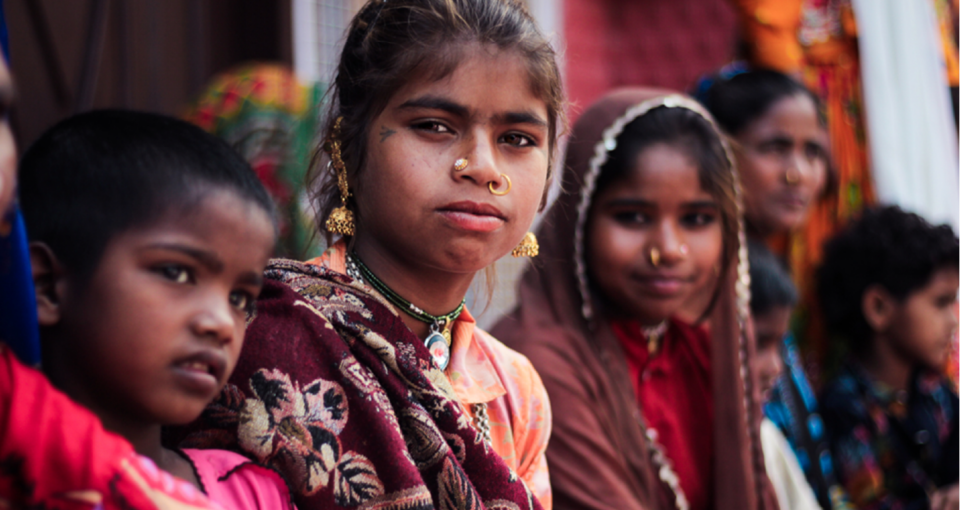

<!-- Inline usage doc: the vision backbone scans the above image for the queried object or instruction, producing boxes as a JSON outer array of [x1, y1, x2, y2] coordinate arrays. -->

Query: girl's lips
[[437, 201, 506, 233], [172, 350, 227, 395], [777, 192, 809, 211], [634, 275, 690, 297]]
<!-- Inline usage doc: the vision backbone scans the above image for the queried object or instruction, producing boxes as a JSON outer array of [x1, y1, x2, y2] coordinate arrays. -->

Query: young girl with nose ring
[[494, 89, 776, 510], [175, 1, 564, 509]]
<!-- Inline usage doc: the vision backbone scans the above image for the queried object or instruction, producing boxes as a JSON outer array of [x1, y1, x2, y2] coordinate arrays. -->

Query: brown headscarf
[[492, 89, 777, 510]]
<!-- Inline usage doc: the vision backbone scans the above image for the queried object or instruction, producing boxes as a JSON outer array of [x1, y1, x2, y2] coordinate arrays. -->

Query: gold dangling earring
[[324, 117, 356, 236], [512, 232, 539, 258]]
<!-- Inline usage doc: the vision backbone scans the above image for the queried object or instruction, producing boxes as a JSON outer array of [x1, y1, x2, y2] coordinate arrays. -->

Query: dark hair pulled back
[[697, 68, 822, 136], [313, 0, 565, 241]]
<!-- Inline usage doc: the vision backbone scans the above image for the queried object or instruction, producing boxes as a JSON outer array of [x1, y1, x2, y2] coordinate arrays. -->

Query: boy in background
[[818, 206, 959, 510]]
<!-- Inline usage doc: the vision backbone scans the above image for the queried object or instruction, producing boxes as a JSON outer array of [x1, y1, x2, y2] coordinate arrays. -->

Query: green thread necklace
[[347, 252, 464, 370]]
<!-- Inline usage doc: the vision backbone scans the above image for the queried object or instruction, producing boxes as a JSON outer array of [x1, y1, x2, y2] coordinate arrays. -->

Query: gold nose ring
[[489, 174, 512, 196], [785, 168, 800, 184], [650, 247, 661, 267], [454, 158, 468, 171]]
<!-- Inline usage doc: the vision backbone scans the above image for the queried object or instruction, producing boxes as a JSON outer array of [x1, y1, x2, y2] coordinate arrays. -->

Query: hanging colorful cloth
[[185, 63, 323, 259]]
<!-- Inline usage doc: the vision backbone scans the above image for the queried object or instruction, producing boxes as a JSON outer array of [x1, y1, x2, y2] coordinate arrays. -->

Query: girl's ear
[[30, 242, 68, 326], [862, 284, 896, 333]]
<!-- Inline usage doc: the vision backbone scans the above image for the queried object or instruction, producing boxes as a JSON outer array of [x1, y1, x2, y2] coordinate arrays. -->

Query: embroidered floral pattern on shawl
[[177, 259, 540, 510]]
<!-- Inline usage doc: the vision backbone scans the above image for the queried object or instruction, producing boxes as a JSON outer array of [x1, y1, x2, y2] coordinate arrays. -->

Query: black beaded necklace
[[347, 252, 465, 370]]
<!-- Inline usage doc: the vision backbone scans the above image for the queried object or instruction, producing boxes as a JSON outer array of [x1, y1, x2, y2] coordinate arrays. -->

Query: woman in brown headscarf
[[492, 89, 776, 510]]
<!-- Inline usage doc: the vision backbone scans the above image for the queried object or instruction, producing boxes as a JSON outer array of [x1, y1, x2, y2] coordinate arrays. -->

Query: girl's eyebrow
[[397, 95, 468, 118], [492, 110, 547, 129], [397, 95, 546, 128], [682, 200, 720, 209], [758, 134, 792, 145], [143, 243, 224, 272], [603, 199, 719, 209], [604, 198, 656, 208]]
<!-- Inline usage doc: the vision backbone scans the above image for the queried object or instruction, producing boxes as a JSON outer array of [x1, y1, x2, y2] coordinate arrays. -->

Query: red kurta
[[612, 319, 714, 510]]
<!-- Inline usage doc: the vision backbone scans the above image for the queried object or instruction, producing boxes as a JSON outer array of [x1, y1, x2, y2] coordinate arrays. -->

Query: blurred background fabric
[[184, 63, 323, 259]]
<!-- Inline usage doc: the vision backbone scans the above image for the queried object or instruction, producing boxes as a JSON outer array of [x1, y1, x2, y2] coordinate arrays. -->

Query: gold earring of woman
[[325, 117, 356, 236]]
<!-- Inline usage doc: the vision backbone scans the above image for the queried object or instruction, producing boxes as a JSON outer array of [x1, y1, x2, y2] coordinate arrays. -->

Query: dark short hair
[[748, 239, 798, 317], [697, 68, 822, 136], [19, 109, 277, 281], [817, 205, 959, 352]]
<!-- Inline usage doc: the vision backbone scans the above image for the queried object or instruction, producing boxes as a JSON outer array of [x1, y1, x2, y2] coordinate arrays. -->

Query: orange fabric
[[306, 243, 553, 509], [935, 0, 960, 86], [733, 0, 805, 72]]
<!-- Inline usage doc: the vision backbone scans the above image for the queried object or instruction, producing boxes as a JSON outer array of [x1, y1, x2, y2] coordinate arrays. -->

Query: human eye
[[804, 142, 826, 161], [500, 132, 537, 148], [758, 139, 790, 156], [229, 290, 256, 314], [612, 210, 649, 226], [935, 293, 957, 308], [412, 120, 453, 135], [155, 264, 193, 284], [681, 211, 717, 228]]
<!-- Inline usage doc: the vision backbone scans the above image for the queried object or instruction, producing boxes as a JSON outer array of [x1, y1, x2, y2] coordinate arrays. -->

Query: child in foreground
[[18, 110, 293, 509], [818, 206, 959, 510], [748, 240, 821, 510], [0, 57, 224, 508]]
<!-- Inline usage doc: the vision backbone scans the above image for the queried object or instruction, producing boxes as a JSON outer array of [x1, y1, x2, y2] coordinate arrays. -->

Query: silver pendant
[[424, 330, 451, 370]]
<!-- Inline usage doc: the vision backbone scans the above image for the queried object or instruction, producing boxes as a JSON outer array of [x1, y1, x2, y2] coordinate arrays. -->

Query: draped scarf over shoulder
[[491, 89, 776, 510], [176, 260, 542, 510]]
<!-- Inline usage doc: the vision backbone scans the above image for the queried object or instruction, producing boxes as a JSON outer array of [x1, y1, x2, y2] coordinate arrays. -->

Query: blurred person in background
[[697, 67, 847, 510], [749, 239, 821, 510], [818, 206, 958, 510], [731, 0, 960, 388], [494, 88, 777, 510]]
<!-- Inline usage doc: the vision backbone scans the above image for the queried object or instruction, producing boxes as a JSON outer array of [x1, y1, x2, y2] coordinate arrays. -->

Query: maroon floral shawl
[[175, 259, 542, 510]]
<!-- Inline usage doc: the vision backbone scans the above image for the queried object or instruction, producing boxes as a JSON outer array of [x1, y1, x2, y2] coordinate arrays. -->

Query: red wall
[[563, 0, 739, 120]]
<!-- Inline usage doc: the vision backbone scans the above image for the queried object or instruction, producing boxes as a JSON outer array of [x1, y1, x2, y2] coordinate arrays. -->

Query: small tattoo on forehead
[[379, 125, 396, 143]]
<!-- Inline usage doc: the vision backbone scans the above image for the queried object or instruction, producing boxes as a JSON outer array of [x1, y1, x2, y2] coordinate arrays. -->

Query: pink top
[[182, 449, 295, 510]]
